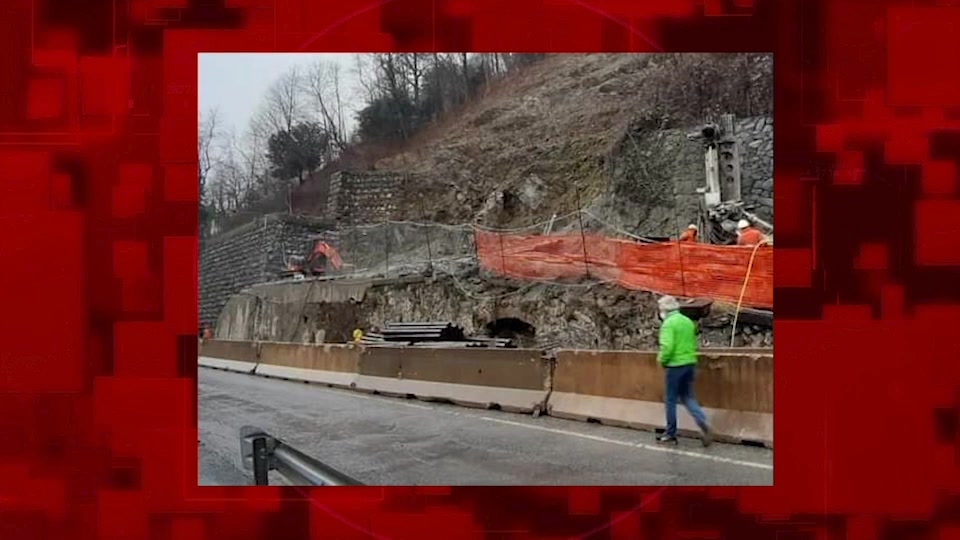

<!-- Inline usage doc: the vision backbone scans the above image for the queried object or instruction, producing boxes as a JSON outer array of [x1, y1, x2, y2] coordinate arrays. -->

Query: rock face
[[374, 53, 773, 230], [198, 214, 332, 328], [591, 114, 774, 236], [216, 273, 772, 350]]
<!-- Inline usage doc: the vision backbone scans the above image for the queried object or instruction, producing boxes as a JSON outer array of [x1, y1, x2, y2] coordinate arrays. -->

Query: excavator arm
[[306, 241, 342, 270]]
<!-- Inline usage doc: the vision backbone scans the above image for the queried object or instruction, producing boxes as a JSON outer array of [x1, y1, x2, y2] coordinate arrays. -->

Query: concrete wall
[[198, 214, 333, 327]]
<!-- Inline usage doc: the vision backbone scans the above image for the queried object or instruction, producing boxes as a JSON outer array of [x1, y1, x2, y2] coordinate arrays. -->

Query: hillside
[[372, 53, 773, 233]]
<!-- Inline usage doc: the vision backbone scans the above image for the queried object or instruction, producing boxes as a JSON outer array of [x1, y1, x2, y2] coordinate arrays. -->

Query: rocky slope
[[377, 53, 773, 233]]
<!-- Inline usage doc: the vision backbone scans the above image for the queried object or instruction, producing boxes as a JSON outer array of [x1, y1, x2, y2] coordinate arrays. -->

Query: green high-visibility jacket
[[657, 311, 698, 367]]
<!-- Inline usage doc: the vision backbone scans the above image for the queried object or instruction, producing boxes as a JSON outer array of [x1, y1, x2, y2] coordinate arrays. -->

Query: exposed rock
[[374, 53, 772, 230], [217, 274, 773, 351], [517, 174, 547, 211]]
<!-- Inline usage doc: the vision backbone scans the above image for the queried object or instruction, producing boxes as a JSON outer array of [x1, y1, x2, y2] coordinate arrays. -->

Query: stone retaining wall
[[198, 214, 332, 327], [327, 171, 408, 225], [736, 115, 774, 222]]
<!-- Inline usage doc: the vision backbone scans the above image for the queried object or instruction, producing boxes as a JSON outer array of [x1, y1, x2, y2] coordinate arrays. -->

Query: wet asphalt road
[[198, 368, 772, 486]]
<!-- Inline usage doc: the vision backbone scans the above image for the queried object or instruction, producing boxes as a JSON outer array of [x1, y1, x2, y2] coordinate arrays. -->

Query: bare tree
[[207, 174, 228, 214], [353, 53, 380, 101], [211, 139, 245, 212], [304, 60, 348, 151], [431, 52, 444, 117], [256, 67, 304, 137], [479, 54, 489, 89], [332, 64, 347, 144], [198, 108, 220, 202], [239, 129, 270, 197], [375, 53, 411, 138], [400, 53, 426, 106], [198, 108, 222, 236], [460, 52, 469, 102], [241, 66, 309, 206]]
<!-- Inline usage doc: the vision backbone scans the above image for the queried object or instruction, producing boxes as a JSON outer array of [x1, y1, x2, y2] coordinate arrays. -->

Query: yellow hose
[[730, 239, 769, 347]]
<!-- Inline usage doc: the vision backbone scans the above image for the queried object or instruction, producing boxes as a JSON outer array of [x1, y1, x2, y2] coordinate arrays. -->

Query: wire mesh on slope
[[326, 221, 476, 278], [314, 212, 772, 309]]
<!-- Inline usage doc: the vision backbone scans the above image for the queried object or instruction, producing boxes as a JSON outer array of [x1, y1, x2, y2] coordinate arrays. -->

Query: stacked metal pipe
[[381, 322, 466, 342]]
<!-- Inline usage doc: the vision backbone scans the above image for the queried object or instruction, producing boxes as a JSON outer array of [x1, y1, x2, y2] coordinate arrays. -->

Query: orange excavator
[[282, 240, 343, 278]]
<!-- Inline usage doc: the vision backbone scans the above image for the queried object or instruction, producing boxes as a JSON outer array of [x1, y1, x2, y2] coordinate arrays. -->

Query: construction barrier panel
[[475, 231, 773, 308], [256, 342, 361, 388], [198, 339, 260, 373], [548, 350, 773, 446], [353, 347, 551, 413]]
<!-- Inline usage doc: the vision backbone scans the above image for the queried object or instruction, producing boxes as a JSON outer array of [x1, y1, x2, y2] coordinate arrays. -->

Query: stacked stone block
[[326, 171, 407, 225], [735, 115, 774, 222], [198, 214, 332, 328]]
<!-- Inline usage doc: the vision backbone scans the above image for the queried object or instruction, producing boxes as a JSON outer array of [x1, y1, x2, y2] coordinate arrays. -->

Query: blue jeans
[[664, 364, 708, 437]]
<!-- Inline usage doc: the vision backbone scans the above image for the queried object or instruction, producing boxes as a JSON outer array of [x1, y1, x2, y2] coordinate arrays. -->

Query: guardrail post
[[252, 436, 270, 485], [240, 425, 362, 486]]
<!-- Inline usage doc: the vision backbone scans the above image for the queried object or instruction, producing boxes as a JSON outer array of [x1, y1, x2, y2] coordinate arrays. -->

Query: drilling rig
[[686, 114, 772, 245]]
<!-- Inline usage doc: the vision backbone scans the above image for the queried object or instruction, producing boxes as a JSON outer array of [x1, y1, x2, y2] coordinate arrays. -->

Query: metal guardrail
[[239, 426, 363, 486]]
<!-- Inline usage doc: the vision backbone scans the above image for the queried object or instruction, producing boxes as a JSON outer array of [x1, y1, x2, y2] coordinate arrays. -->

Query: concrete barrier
[[198, 339, 260, 373], [353, 347, 551, 414], [197, 338, 773, 447], [256, 342, 360, 388], [700, 348, 773, 356], [548, 350, 773, 446]]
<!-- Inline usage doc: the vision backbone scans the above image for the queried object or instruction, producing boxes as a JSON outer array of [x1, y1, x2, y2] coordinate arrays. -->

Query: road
[[198, 368, 773, 486]]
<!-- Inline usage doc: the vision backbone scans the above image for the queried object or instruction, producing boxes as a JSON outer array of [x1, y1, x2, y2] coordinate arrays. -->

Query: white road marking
[[207, 370, 772, 470], [476, 416, 773, 471], [335, 389, 770, 470]]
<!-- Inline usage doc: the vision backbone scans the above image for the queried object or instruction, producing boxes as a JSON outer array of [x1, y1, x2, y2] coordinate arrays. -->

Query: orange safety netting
[[475, 230, 773, 308]]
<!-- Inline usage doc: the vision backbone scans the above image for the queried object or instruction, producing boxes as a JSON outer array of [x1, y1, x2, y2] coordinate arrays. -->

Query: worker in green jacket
[[656, 295, 712, 446]]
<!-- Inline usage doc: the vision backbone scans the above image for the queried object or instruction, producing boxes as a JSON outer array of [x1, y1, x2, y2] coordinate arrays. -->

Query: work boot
[[656, 434, 678, 445], [700, 425, 713, 448]]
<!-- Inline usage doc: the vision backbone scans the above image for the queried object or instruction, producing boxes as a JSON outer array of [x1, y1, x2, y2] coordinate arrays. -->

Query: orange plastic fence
[[475, 230, 773, 308]]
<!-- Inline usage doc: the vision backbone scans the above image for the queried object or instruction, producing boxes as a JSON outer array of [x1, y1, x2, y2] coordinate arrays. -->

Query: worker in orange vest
[[678, 224, 698, 242], [736, 219, 764, 246]]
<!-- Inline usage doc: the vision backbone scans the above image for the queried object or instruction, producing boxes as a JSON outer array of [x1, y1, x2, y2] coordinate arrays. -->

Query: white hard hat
[[737, 219, 750, 229], [658, 295, 680, 312], [688, 224, 698, 230]]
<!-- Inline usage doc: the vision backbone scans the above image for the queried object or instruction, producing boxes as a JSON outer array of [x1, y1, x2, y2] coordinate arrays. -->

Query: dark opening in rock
[[486, 318, 536, 346]]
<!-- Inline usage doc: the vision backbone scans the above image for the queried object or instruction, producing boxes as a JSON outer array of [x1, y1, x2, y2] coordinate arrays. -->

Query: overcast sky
[[198, 53, 361, 136]]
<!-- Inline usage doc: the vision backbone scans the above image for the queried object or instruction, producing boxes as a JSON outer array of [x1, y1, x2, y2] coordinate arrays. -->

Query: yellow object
[[352, 329, 363, 342]]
